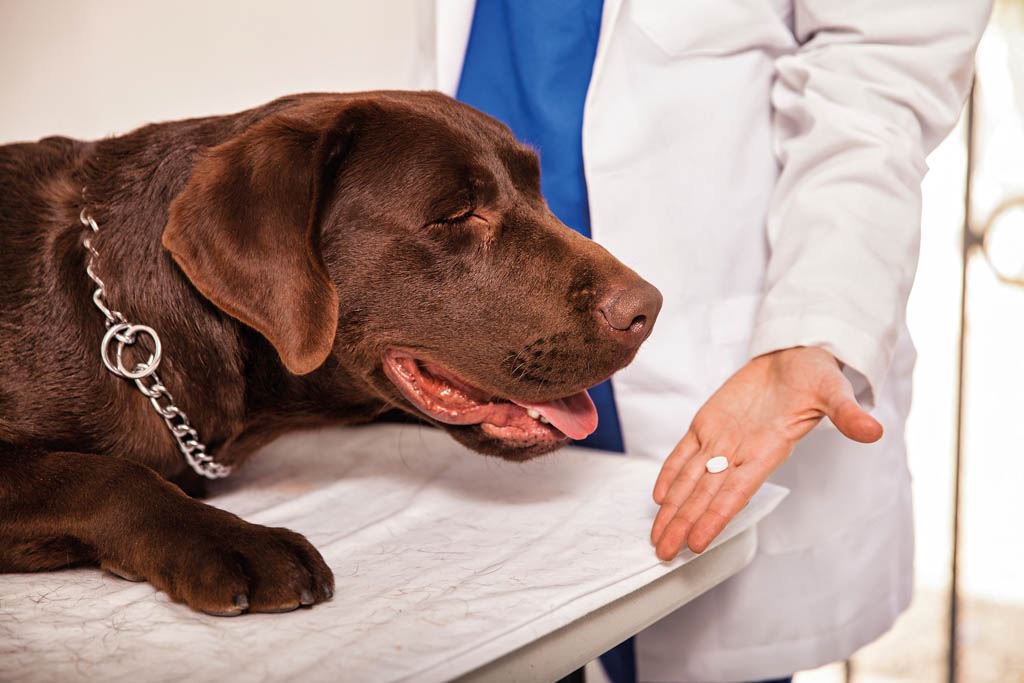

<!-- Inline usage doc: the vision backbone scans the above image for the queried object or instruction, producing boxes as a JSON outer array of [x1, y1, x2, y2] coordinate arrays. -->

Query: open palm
[[650, 346, 884, 560]]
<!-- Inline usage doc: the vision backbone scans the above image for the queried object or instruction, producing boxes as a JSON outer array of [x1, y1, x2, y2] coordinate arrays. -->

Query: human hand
[[650, 346, 883, 560]]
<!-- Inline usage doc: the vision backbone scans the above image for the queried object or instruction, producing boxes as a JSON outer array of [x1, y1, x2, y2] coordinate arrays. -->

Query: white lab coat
[[415, 2, 990, 681]]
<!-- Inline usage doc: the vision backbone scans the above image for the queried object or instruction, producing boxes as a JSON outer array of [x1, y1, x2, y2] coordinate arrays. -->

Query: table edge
[[453, 525, 759, 683]]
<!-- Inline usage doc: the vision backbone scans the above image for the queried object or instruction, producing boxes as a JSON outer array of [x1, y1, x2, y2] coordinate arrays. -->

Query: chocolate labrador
[[0, 91, 661, 615]]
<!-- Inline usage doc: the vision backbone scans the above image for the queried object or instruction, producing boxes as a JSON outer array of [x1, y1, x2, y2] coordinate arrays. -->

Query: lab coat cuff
[[748, 314, 888, 409]]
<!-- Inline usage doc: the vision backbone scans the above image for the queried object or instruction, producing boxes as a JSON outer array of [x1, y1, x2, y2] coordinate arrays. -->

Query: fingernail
[[234, 594, 249, 611], [300, 589, 315, 606]]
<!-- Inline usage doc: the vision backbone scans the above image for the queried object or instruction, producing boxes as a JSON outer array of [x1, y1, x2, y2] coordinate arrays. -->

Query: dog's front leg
[[0, 446, 334, 615]]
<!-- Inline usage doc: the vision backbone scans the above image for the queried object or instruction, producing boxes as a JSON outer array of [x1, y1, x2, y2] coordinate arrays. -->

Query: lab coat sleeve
[[749, 1, 992, 402]]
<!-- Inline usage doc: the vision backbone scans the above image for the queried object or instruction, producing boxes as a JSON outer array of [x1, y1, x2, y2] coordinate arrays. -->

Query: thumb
[[824, 376, 884, 444]]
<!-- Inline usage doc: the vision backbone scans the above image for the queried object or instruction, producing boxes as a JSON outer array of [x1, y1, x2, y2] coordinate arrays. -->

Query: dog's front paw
[[112, 512, 334, 616]]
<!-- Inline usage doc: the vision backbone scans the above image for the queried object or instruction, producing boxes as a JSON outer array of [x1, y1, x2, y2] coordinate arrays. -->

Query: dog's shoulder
[[0, 135, 87, 187]]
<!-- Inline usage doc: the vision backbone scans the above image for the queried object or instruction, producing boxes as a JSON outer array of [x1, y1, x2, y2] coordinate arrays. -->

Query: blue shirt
[[456, 0, 626, 454]]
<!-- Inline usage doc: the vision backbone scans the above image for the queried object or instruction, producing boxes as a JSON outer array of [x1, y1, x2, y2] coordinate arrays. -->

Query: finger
[[824, 379, 883, 443], [650, 444, 718, 544], [686, 458, 772, 553], [653, 430, 700, 504], [654, 460, 730, 561]]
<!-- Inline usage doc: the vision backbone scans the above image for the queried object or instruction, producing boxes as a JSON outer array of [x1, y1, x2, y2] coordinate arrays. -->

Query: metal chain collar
[[80, 206, 231, 479]]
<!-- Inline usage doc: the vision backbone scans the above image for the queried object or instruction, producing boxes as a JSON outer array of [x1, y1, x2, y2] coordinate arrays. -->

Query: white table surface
[[0, 424, 786, 683], [457, 526, 759, 682]]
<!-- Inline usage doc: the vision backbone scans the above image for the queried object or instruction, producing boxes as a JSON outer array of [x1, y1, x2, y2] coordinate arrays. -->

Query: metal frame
[[949, 78, 977, 683]]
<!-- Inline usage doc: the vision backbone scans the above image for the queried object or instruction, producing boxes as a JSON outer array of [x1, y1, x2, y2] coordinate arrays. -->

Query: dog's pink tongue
[[511, 390, 598, 440]]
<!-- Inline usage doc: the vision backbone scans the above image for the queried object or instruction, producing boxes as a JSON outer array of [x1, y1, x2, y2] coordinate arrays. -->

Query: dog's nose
[[597, 281, 663, 343]]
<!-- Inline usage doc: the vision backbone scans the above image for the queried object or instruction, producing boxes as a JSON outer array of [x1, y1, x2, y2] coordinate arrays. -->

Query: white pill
[[705, 455, 729, 474]]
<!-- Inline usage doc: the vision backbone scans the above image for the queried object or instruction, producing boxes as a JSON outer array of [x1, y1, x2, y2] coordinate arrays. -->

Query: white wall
[[0, 0, 419, 142]]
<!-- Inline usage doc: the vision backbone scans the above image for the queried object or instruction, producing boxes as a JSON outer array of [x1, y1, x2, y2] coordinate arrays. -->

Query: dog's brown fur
[[0, 92, 660, 615]]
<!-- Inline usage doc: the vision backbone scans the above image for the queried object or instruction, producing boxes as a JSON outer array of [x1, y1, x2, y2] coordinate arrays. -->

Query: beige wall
[[0, 0, 419, 142]]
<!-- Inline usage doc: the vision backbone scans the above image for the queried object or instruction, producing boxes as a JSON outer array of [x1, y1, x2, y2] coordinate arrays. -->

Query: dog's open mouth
[[382, 349, 598, 448]]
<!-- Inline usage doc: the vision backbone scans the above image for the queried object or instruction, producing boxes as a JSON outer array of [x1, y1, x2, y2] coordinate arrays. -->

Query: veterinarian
[[415, 1, 991, 682]]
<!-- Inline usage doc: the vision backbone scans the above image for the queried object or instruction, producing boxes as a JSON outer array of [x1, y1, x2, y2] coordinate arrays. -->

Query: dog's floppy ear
[[164, 101, 368, 375]]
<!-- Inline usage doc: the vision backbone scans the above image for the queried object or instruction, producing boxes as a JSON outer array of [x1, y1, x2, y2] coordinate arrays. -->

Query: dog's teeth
[[526, 409, 541, 420], [539, 416, 549, 424]]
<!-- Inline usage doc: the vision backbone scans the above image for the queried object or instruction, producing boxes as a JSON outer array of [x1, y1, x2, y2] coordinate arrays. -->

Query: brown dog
[[0, 91, 661, 616]]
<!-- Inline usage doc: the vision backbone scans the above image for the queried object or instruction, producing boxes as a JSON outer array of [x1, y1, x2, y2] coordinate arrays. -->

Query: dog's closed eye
[[434, 208, 475, 224], [432, 209, 487, 227]]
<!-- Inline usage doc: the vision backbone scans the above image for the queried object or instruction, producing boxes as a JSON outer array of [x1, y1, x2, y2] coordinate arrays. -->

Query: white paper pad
[[0, 424, 786, 682]]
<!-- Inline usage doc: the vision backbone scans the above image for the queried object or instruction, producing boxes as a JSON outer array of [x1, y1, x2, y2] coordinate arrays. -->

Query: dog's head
[[164, 92, 661, 460]]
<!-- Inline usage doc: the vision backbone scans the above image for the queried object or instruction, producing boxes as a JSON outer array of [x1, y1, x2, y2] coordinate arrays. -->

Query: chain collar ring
[[79, 202, 230, 479]]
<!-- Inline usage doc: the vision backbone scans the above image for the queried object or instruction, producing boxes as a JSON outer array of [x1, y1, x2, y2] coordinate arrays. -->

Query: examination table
[[0, 424, 786, 682]]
